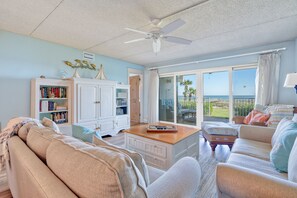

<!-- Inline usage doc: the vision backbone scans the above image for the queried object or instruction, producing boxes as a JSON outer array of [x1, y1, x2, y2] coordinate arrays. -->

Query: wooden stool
[[202, 131, 237, 151]]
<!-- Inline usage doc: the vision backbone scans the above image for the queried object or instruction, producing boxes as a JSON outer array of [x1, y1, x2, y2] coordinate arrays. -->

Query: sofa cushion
[[270, 122, 297, 172], [46, 135, 147, 198], [26, 126, 59, 162], [18, 122, 38, 142], [227, 153, 288, 180], [72, 124, 97, 143], [288, 138, 297, 182], [231, 139, 272, 161], [93, 135, 150, 186]]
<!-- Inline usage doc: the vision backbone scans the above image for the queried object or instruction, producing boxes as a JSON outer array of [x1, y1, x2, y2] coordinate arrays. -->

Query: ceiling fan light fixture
[[152, 38, 161, 54], [125, 18, 192, 54]]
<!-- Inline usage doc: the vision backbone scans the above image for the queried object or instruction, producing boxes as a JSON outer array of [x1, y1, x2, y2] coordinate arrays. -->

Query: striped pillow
[[266, 105, 294, 128]]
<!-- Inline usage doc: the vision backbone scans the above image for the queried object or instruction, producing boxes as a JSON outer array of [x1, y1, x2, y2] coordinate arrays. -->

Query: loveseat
[[6, 123, 201, 198], [216, 125, 297, 197]]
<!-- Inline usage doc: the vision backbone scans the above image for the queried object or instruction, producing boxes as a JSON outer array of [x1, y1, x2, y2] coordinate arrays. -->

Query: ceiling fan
[[124, 19, 192, 54]]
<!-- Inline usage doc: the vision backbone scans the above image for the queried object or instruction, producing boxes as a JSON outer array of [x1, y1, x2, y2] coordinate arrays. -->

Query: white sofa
[[216, 125, 297, 197], [6, 124, 201, 198]]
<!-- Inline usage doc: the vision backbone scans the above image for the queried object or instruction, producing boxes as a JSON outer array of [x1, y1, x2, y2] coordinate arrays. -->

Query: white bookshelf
[[31, 78, 72, 125], [115, 84, 130, 131]]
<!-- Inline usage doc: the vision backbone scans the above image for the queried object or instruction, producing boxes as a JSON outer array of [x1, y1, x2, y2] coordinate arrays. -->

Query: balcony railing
[[160, 96, 255, 124]]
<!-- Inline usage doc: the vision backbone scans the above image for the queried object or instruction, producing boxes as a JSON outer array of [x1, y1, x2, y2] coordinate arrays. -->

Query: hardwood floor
[[0, 130, 230, 198]]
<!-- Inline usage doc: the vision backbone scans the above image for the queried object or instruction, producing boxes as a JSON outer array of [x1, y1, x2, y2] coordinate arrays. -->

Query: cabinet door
[[77, 84, 98, 122], [116, 115, 130, 129], [98, 118, 115, 136], [99, 85, 115, 118]]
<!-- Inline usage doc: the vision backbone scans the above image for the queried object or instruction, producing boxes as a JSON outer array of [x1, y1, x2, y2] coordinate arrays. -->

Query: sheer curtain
[[148, 69, 159, 123], [255, 52, 281, 106]]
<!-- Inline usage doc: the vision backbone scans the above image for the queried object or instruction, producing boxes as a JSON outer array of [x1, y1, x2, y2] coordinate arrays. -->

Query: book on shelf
[[40, 87, 67, 98], [49, 112, 68, 124], [56, 106, 67, 110], [39, 101, 66, 112]]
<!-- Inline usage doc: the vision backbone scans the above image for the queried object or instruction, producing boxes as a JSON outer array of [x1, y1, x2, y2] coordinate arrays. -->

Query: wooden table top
[[124, 122, 200, 144]]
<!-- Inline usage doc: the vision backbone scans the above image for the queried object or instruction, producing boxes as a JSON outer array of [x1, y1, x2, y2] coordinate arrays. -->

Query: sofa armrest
[[239, 125, 275, 143], [147, 157, 201, 198], [232, 116, 245, 124], [216, 163, 297, 198]]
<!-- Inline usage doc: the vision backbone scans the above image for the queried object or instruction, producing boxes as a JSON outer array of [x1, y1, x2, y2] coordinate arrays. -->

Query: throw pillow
[[288, 138, 297, 182], [93, 135, 150, 186], [243, 110, 269, 125], [42, 117, 60, 133], [266, 105, 294, 128], [249, 112, 270, 125], [271, 118, 292, 147], [270, 122, 297, 172], [243, 110, 255, 124], [72, 124, 100, 143]]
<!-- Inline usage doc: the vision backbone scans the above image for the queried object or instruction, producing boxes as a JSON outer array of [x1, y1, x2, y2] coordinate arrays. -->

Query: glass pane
[[176, 74, 197, 125], [233, 68, 256, 116], [203, 71, 229, 122], [159, 77, 174, 122]]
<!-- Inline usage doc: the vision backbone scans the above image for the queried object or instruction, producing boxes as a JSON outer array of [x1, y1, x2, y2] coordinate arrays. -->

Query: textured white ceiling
[[0, 0, 297, 66]]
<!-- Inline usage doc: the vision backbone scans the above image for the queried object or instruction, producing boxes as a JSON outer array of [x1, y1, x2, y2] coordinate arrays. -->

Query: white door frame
[[128, 68, 144, 123]]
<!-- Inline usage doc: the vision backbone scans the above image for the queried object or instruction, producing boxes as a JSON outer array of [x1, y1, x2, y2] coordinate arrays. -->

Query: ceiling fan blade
[[125, 28, 150, 35], [163, 36, 192, 45], [124, 38, 147, 44], [161, 19, 186, 35], [152, 39, 161, 54]]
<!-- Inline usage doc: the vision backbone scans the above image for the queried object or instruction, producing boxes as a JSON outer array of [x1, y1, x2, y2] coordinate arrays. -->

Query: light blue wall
[[0, 30, 144, 127], [295, 38, 297, 72], [143, 40, 297, 121]]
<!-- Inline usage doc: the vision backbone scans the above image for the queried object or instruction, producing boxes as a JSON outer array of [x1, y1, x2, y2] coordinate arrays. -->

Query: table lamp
[[284, 73, 297, 93]]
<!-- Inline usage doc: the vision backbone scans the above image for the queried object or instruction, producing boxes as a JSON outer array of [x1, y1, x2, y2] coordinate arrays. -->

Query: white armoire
[[71, 78, 130, 136]]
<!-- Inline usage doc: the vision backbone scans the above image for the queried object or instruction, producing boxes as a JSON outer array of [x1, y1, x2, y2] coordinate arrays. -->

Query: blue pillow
[[72, 125, 101, 143], [270, 122, 297, 172]]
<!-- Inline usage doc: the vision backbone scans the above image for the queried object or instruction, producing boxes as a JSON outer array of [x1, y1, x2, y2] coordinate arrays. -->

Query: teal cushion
[[270, 122, 297, 172], [72, 125, 101, 143]]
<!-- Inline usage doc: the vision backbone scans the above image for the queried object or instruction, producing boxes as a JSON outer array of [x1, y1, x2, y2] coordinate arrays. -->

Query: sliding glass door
[[159, 77, 174, 122], [203, 71, 229, 122], [176, 74, 197, 126], [232, 68, 256, 117], [158, 65, 257, 127]]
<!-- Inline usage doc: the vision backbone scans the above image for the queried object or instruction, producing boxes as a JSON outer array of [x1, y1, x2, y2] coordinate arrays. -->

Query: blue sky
[[177, 68, 256, 96]]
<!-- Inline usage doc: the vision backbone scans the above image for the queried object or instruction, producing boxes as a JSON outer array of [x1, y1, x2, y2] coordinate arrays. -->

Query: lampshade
[[284, 73, 297, 87]]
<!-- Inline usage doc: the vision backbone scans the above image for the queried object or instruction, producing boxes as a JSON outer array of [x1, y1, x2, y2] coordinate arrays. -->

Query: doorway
[[128, 68, 144, 126]]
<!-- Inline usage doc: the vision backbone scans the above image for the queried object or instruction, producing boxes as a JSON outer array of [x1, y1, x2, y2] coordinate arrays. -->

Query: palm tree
[[180, 80, 192, 101], [188, 87, 196, 101]]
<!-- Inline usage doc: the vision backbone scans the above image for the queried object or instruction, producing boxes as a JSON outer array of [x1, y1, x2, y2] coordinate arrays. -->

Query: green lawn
[[211, 108, 229, 118]]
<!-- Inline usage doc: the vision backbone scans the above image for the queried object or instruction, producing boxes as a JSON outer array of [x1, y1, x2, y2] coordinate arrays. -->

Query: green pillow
[[72, 125, 101, 143], [270, 122, 297, 172]]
